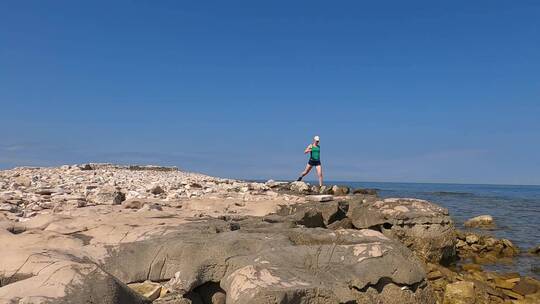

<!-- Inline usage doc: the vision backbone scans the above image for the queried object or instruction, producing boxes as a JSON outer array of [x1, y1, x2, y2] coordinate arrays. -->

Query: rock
[[195, 282, 226, 304], [464, 215, 495, 228], [529, 245, 540, 255], [89, 187, 126, 205], [138, 203, 163, 212], [79, 218, 433, 304], [289, 181, 310, 193], [129, 281, 163, 301], [349, 198, 457, 265], [265, 180, 288, 189], [123, 199, 149, 209], [353, 188, 378, 195], [150, 185, 165, 195], [0, 203, 18, 213], [13, 176, 32, 187], [331, 185, 350, 196], [465, 234, 480, 244], [318, 185, 331, 194], [277, 201, 348, 228], [494, 277, 517, 289], [306, 195, 334, 202], [461, 263, 482, 272], [443, 281, 475, 304], [512, 278, 539, 296]]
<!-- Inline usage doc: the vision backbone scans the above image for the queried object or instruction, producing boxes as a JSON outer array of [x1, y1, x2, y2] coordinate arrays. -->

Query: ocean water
[[333, 181, 540, 279]]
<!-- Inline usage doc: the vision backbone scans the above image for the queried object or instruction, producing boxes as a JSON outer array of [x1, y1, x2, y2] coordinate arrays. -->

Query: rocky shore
[[0, 164, 539, 304]]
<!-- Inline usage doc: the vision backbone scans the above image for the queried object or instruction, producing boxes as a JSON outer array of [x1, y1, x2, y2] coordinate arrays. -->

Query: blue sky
[[1, 1, 539, 184]]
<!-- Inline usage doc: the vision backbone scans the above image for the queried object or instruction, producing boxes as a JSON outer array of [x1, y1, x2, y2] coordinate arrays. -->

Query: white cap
[[314, 136, 320, 141]]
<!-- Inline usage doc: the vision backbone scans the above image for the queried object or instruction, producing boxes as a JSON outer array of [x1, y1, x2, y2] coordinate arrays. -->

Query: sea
[[331, 181, 540, 279]]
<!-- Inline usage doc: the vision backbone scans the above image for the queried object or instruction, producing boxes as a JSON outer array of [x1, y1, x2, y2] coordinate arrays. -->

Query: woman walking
[[297, 136, 323, 186]]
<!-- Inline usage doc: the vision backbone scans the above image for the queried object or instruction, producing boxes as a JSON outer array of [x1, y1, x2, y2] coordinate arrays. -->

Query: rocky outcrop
[[426, 262, 540, 303], [349, 198, 457, 265], [456, 230, 519, 263], [0, 211, 435, 304], [2, 164, 537, 304]]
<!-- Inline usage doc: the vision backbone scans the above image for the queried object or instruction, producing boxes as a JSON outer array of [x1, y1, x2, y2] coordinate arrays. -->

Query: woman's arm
[[304, 144, 313, 154]]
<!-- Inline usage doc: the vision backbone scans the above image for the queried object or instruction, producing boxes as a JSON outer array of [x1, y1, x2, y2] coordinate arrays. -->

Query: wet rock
[[353, 188, 378, 195], [528, 245, 540, 255], [456, 231, 519, 261], [464, 215, 495, 229], [512, 278, 539, 296]]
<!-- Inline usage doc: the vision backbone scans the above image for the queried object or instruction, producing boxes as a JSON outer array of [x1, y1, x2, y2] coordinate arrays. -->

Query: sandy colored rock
[[306, 194, 334, 202], [464, 215, 495, 228], [129, 281, 163, 301], [443, 281, 476, 304]]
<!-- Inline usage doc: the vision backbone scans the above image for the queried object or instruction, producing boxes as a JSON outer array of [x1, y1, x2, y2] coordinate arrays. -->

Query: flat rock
[[443, 281, 475, 304], [306, 194, 334, 202]]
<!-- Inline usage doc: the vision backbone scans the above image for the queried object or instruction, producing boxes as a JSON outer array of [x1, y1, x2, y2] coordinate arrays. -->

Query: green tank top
[[310, 145, 320, 161]]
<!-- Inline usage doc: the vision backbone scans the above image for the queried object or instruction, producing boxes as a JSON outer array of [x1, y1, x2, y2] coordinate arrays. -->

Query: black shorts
[[308, 159, 321, 166]]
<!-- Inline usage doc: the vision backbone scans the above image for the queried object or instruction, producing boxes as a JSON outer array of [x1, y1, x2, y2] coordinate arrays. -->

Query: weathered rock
[[129, 280, 163, 301], [150, 185, 165, 195], [512, 278, 539, 296], [13, 176, 32, 187], [306, 194, 334, 202], [466, 234, 480, 244], [456, 231, 520, 261], [443, 281, 475, 304], [0, 207, 436, 304], [89, 186, 126, 205], [464, 215, 495, 229], [277, 201, 348, 227], [331, 185, 350, 196], [353, 188, 378, 195], [349, 198, 457, 264], [289, 181, 310, 194]]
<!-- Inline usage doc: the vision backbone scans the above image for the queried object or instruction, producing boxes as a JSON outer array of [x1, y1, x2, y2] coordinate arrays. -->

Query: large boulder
[[104, 224, 435, 304], [0, 212, 435, 304], [349, 198, 457, 265]]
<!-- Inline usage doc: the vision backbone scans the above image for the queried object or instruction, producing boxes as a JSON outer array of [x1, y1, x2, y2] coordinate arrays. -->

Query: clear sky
[[1, 1, 539, 185]]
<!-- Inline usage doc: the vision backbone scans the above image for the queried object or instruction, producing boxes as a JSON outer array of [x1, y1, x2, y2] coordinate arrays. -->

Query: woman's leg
[[298, 164, 313, 180], [316, 165, 323, 186]]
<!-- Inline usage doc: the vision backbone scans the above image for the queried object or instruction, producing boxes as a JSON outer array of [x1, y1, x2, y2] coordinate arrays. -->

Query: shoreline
[[0, 164, 538, 303]]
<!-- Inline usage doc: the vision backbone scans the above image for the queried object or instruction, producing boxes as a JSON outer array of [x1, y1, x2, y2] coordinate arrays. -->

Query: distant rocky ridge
[[0, 164, 538, 304]]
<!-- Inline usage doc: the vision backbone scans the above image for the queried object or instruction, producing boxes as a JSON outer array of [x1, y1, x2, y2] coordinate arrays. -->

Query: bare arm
[[304, 144, 313, 154]]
